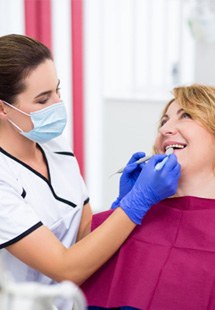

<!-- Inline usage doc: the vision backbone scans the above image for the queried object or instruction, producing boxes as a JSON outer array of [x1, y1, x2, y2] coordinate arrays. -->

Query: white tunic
[[0, 140, 89, 287]]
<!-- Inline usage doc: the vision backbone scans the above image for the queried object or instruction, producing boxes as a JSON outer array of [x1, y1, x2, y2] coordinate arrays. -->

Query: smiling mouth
[[165, 144, 186, 152]]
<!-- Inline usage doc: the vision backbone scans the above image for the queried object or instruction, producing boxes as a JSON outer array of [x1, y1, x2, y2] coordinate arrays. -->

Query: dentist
[[0, 34, 180, 310]]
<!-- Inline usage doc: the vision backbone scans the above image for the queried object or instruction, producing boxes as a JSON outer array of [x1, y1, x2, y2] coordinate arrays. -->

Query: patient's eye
[[160, 117, 168, 127], [180, 112, 192, 119]]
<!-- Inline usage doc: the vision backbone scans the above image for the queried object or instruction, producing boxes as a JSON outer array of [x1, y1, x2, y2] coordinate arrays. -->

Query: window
[[102, 0, 195, 100]]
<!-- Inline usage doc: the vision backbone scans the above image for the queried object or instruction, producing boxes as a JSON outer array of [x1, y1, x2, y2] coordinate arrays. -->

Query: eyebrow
[[34, 79, 60, 99], [161, 108, 184, 120]]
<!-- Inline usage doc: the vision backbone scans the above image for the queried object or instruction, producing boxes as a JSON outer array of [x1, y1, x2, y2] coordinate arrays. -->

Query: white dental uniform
[[0, 140, 89, 308]]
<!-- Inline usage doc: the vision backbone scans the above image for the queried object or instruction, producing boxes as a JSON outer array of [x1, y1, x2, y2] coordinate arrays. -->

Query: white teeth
[[165, 144, 185, 150]]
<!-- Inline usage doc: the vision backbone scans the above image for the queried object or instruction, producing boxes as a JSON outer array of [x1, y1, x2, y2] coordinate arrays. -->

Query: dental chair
[[0, 271, 86, 310]]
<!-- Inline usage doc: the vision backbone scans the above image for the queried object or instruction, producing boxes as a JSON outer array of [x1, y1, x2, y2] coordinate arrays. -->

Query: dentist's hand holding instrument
[[111, 147, 174, 210], [114, 147, 174, 175], [111, 151, 146, 209], [112, 148, 181, 224]]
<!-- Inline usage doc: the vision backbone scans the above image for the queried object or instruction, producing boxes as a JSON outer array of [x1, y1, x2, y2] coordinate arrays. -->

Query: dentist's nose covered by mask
[[3, 101, 67, 143]]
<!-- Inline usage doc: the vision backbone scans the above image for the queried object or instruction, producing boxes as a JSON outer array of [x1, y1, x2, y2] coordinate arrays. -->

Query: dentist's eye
[[37, 97, 49, 104]]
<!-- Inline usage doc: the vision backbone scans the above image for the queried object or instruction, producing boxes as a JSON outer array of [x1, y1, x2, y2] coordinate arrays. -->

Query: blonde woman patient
[[82, 84, 215, 310]]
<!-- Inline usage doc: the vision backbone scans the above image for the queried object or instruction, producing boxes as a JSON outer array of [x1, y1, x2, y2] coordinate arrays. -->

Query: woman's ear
[[0, 100, 8, 119]]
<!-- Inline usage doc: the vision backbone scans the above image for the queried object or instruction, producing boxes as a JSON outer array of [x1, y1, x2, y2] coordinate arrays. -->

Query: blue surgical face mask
[[3, 101, 67, 143]]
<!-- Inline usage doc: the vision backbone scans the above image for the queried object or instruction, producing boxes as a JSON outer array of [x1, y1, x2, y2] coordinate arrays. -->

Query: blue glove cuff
[[119, 207, 143, 225], [119, 191, 149, 225], [111, 197, 121, 210]]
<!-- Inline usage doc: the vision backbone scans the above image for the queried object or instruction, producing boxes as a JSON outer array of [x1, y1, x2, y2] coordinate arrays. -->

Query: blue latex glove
[[111, 152, 145, 209], [119, 153, 181, 225]]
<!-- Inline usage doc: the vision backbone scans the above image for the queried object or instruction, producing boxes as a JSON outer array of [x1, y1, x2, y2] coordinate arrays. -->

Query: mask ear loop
[[1, 100, 30, 133], [2, 100, 30, 116], [7, 119, 25, 133]]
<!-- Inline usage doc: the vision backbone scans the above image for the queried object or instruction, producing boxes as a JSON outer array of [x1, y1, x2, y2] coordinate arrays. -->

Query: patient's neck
[[176, 170, 215, 199]]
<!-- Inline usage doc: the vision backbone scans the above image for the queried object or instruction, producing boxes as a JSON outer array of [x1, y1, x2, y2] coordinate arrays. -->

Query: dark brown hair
[[0, 34, 53, 104]]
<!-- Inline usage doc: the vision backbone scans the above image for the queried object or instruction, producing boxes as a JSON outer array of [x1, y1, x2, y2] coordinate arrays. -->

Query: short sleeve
[[0, 176, 42, 249]]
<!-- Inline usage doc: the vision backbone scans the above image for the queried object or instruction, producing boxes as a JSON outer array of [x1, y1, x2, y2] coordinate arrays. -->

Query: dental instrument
[[155, 147, 173, 170], [113, 147, 174, 175]]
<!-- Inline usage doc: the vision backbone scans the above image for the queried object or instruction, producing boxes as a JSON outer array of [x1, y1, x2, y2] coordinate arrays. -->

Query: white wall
[[52, 0, 73, 146], [102, 98, 165, 210], [195, 42, 215, 84], [0, 0, 25, 35]]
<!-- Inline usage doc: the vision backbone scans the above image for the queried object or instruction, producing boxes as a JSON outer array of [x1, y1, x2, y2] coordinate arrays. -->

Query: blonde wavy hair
[[153, 84, 215, 153]]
